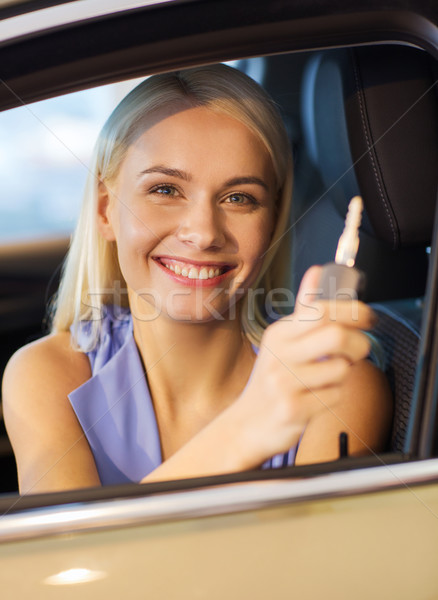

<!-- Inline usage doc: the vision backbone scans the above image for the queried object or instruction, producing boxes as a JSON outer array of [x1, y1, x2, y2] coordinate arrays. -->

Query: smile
[[153, 257, 233, 282]]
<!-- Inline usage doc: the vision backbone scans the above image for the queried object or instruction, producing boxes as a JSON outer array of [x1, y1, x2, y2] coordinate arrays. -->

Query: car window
[[0, 77, 144, 241], [0, 44, 435, 503]]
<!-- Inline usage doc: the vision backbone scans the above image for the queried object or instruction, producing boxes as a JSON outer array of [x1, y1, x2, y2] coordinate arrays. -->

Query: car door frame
[[0, 0, 437, 550]]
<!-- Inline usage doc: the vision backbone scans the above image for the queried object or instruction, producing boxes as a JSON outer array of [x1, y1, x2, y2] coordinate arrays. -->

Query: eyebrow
[[224, 176, 269, 191], [138, 167, 269, 191], [138, 166, 192, 180]]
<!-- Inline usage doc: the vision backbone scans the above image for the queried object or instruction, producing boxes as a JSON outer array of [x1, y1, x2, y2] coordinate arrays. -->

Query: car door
[[0, 1, 437, 599]]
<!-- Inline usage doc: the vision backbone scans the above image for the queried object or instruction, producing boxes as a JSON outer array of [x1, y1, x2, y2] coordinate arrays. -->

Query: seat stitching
[[352, 59, 398, 247]]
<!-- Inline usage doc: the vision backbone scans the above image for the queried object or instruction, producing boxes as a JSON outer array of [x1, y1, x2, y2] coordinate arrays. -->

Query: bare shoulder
[[337, 357, 393, 450], [334, 356, 392, 410], [2, 333, 100, 493], [296, 358, 393, 465], [3, 331, 91, 399], [2, 330, 92, 439]]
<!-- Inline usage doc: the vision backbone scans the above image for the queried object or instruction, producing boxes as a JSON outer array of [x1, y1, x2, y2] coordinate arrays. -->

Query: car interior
[[0, 40, 437, 500], [243, 44, 438, 457], [276, 44, 438, 455]]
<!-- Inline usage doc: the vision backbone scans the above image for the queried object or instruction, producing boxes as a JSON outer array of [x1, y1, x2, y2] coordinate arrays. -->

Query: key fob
[[318, 262, 365, 300]]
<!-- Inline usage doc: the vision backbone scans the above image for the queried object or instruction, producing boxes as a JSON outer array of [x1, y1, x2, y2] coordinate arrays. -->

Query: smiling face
[[97, 104, 277, 323]]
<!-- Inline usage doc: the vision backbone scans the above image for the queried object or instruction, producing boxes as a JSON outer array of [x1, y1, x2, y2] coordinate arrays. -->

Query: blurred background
[[0, 77, 144, 241]]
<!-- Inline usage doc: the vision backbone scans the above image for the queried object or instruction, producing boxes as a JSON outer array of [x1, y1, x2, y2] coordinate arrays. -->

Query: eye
[[150, 184, 179, 196], [225, 192, 258, 206]]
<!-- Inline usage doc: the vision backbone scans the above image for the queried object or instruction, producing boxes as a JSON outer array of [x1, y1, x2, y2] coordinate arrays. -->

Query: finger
[[295, 264, 361, 312], [295, 265, 323, 308], [262, 325, 370, 368], [283, 356, 356, 391], [295, 299, 376, 330], [284, 325, 371, 365], [267, 301, 376, 344], [293, 266, 376, 331]]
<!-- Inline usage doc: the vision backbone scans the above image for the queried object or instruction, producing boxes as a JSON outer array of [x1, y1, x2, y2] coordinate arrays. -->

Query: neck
[[132, 310, 256, 417]]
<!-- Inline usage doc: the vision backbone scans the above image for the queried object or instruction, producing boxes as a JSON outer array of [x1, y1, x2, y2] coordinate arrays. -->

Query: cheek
[[116, 204, 164, 253], [242, 216, 275, 259], [112, 209, 161, 287]]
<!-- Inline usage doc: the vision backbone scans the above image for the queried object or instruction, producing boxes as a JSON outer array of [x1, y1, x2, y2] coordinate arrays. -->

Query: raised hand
[[233, 266, 376, 465]]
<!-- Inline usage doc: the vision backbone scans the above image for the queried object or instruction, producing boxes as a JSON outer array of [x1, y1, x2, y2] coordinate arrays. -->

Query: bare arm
[[3, 333, 101, 494]]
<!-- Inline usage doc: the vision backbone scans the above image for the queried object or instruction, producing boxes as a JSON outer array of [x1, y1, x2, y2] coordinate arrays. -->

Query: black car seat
[[295, 45, 438, 453]]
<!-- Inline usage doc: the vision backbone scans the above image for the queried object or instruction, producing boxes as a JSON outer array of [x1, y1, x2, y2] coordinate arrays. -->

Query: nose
[[176, 201, 226, 250]]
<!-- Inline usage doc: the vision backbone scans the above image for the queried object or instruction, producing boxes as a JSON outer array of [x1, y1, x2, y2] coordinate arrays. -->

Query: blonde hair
[[51, 63, 293, 348]]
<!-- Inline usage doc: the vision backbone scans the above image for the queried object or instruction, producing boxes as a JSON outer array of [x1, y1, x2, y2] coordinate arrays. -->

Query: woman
[[3, 64, 392, 494]]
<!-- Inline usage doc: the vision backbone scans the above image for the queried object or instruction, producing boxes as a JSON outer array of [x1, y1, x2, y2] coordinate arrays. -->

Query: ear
[[97, 180, 117, 241]]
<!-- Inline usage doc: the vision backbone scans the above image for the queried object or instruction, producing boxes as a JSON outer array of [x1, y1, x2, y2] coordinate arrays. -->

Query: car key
[[318, 195, 365, 300], [318, 196, 365, 460]]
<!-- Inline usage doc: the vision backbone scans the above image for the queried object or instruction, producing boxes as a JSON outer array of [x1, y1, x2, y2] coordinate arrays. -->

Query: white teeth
[[162, 261, 225, 279]]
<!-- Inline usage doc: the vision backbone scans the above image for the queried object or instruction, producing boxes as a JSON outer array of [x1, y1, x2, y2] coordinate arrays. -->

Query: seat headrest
[[302, 46, 438, 249]]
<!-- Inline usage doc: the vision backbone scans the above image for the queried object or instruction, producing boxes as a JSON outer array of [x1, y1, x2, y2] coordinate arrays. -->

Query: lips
[[153, 256, 234, 282]]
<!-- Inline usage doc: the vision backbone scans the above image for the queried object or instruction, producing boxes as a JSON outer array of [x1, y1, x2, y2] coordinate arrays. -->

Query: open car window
[[0, 43, 436, 504]]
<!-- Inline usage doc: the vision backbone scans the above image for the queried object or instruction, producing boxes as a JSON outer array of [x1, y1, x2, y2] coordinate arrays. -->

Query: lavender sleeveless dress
[[69, 307, 297, 485]]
